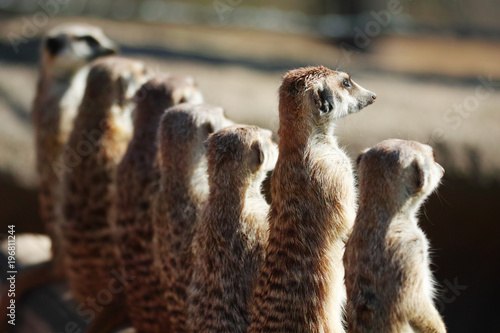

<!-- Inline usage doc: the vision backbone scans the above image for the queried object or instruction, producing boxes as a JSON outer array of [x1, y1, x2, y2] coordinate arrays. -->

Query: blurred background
[[0, 0, 499, 332]]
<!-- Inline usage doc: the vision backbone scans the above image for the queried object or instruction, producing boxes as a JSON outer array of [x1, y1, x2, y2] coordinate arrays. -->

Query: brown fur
[[61, 56, 148, 302], [248, 66, 376, 333], [344, 139, 446, 333], [187, 125, 278, 333], [33, 23, 117, 279], [152, 103, 233, 332], [114, 75, 203, 333]]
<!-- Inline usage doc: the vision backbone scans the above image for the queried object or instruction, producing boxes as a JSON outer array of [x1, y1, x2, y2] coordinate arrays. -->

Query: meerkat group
[[24, 22, 447, 333]]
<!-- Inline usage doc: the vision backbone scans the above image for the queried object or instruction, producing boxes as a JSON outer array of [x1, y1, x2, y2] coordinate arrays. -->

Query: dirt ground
[[0, 16, 499, 332]]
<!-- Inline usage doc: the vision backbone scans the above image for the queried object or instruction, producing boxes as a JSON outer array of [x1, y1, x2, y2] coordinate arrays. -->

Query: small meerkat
[[114, 75, 203, 333], [248, 66, 376, 333], [344, 139, 446, 333], [61, 56, 149, 303], [33, 23, 117, 278], [187, 125, 278, 333], [152, 103, 233, 332]]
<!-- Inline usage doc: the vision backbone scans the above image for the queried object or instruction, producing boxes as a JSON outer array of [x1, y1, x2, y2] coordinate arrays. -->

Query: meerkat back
[[187, 125, 278, 333], [344, 139, 446, 333], [114, 75, 203, 333], [61, 56, 149, 303], [248, 66, 376, 333], [33, 23, 117, 279], [152, 103, 233, 332]]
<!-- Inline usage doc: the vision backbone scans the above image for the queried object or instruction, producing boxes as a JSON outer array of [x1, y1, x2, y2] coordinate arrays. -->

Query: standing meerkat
[[344, 139, 446, 333], [248, 66, 376, 333], [114, 75, 203, 333], [61, 56, 149, 303], [153, 103, 233, 332], [0, 24, 118, 332], [33, 23, 117, 279], [187, 125, 278, 333]]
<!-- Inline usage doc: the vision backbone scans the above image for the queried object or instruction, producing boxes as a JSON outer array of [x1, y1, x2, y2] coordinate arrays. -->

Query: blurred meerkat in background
[[152, 103, 233, 332], [344, 139, 446, 333], [114, 74, 203, 333], [0, 24, 118, 332], [187, 125, 278, 333], [33, 23, 118, 279], [61, 56, 148, 305]]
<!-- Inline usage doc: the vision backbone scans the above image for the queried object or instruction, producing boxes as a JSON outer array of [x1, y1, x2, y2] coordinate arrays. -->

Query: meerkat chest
[[56, 68, 89, 139], [388, 219, 431, 273]]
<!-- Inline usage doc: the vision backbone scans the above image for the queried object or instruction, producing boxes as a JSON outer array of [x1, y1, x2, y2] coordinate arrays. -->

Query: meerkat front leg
[[410, 298, 447, 333]]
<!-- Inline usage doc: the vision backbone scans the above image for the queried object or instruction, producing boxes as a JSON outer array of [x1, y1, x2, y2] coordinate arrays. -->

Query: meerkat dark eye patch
[[313, 86, 334, 114], [46, 36, 65, 56]]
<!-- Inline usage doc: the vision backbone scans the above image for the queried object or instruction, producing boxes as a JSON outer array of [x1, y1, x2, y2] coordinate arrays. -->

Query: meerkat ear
[[313, 85, 334, 114], [411, 160, 425, 192], [203, 122, 215, 136], [250, 141, 264, 172]]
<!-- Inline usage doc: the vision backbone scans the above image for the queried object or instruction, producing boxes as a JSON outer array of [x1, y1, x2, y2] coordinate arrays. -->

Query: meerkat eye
[[77, 35, 99, 48], [342, 78, 351, 88]]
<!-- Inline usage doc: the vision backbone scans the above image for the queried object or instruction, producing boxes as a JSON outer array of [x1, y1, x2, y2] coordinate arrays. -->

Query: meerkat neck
[[131, 113, 164, 149], [206, 186, 244, 234], [278, 106, 338, 153], [358, 193, 420, 229], [161, 153, 208, 217], [41, 65, 78, 86]]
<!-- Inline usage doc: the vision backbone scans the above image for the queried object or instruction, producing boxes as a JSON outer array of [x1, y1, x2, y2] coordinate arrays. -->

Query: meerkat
[[33, 23, 117, 278], [60, 56, 149, 303], [344, 139, 446, 333], [152, 103, 233, 332], [248, 66, 376, 333], [187, 125, 278, 333], [114, 75, 203, 333], [0, 24, 118, 332]]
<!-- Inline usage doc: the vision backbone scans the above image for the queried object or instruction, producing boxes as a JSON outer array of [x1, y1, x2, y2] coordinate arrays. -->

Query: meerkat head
[[158, 103, 233, 172], [84, 56, 150, 108], [206, 125, 278, 190], [133, 74, 204, 126], [357, 139, 445, 212], [279, 66, 376, 138], [41, 23, 118, 79], [80, 57, 149, 141]]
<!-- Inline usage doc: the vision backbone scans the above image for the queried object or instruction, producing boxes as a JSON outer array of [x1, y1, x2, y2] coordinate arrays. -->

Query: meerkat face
[[357, 139, 444, 206], [42, 24, 118, 77], [310, 71, 376, 121]]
